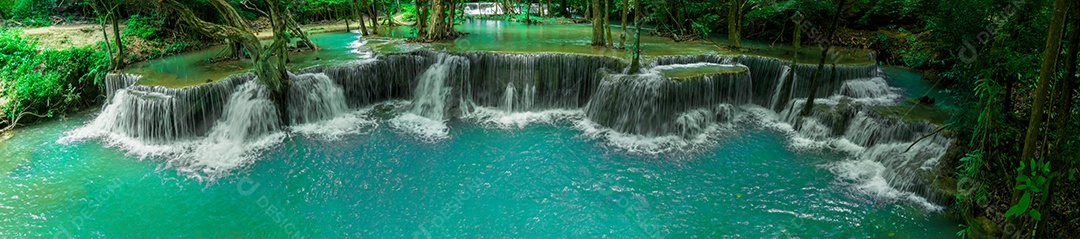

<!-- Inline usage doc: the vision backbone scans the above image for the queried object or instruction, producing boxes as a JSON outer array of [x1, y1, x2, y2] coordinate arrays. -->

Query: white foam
[[389, 113, 450, 142], [572, 116, 726, 155], [291, 109, 378, 140], [829, 159, 943, 211], [464, 106, 582, 129]]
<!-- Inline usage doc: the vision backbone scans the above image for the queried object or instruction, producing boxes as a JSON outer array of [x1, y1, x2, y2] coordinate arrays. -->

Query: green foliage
[[124, 14, 165, 40], [957, 224, 970, 238], [1005, 158, 1051, 221], [400, 3, 418, 22], [0, 29, 109, 122], [7, 0, 55, 26]]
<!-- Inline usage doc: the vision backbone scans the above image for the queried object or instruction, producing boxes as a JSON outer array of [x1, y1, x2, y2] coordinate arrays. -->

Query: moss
[[662, 65, 747, 80]]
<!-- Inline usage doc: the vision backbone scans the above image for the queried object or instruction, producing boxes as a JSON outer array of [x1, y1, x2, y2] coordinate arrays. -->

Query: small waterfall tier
[[585, 63, 751, 137], [87, 73, 252, 143]]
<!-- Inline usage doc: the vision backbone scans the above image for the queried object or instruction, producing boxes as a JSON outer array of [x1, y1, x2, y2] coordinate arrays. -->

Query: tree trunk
[[110, 13, 124, 69], [264, 0, 291, 125], [448, 0, 458, 28], [727, 0, 740, 47], [161, 0, 290, 124], [286, 11, 317, 50], [628, 0, 642, 73], [590, 0, 604, 46], [428, 0, 454, 40], [1019, 0, 1068, 166], [416, 0, 428, 36], [799, 0, 845, 117], [561, 0, 569, 18], [369, 0, 380, 34], [604, 0, 612, 46], [619, 0, 629, 48], [1052, 0, 1080, 160], [354, 0, 370, 35]]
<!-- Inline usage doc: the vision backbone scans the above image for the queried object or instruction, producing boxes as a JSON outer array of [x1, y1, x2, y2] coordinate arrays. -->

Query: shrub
[[124, 14, 165, 40], [0, 28, 109, 122], [9, 0, 54, 27]]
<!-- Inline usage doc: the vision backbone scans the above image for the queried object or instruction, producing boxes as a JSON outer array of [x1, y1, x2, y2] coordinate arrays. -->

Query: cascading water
[[175, 81, 284, 178], [389, 54, 469, 140], [585, 64, 752, 137], [70, 50, 952, 209], [288, 73, 350, 125]]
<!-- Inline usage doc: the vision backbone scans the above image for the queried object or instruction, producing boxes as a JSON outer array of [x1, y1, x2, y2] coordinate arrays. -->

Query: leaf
[[1004, 192, 1032, 218], [1017, 161, 1025, 172], [1030, 209, 1042, 221], [1017, 175, 1031, 185]]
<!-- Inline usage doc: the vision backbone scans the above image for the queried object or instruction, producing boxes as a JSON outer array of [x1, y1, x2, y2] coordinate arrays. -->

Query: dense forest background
[[1, 0, 1078, 238]]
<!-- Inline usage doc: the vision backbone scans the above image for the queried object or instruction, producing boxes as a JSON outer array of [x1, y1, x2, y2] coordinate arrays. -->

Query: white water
[[289, 74, 378, 140], [62, 81, 286, 180], [390, 55, 463, 141], [175, 81, 284, 179]]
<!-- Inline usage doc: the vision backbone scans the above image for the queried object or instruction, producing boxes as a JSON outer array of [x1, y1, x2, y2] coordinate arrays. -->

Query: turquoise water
[[1, 110, 957, 238]]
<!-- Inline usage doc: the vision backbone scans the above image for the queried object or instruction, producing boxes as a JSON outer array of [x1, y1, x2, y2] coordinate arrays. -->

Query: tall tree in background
[[353, 0, 370, 35], [604, 0, 612, 47], [627, 0, 642, 73], [416, 0, 428, 36], [619, 0, 629, 48], [1019, 0, 1068, 164], [1012, 0, 1069, 231], [727, 0, 747, 47], [590, 0, 605, 46], [367, 0, 380, 34], [799, 0, 845, 117], [427, 0, 459, 40], [88, 0, 123, 70]]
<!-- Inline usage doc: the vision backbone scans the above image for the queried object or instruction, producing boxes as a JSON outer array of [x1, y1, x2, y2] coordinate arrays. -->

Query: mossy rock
[[975, 216, 1003, 239]]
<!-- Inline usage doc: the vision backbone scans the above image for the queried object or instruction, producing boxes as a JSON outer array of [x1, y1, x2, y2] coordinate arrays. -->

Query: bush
[[124, 14, 165, 40], [8, 0, 54, 27], [0, 28, 109, 122]]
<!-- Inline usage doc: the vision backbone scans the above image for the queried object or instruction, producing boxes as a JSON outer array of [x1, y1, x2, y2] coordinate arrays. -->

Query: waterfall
[[67, 73, 251, 144], [585, 68, 752, 137], [288, 73, 350, 125], [104, 73, 141, 102], [74, 50, 953, 206], [177, 80, 284, 178], [389, 54, 469, 140]]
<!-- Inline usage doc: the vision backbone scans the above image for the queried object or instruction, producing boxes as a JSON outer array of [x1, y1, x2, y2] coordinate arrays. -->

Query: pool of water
[[0, 107, 957, 238], [126, 20, 877, 88]]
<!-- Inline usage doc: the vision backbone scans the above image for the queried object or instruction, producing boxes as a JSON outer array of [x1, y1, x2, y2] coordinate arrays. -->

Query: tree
[[416, 0, 428, 36], [87, 0, 123, 70], [160, 0, 291, 124], [1011, 0, 1069, 231], [799, 0, 846, 117], [627, 0, 642, 73], [367, 0, 380, 34], [590, 0, 605, 46], [427, 0, 452, 40], [353, 0, 370, 35], [727, 0, 747, 47], [619, 0, 629, 48], [604, 0, 612, 47], [1019, 0, 1068, 164]]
